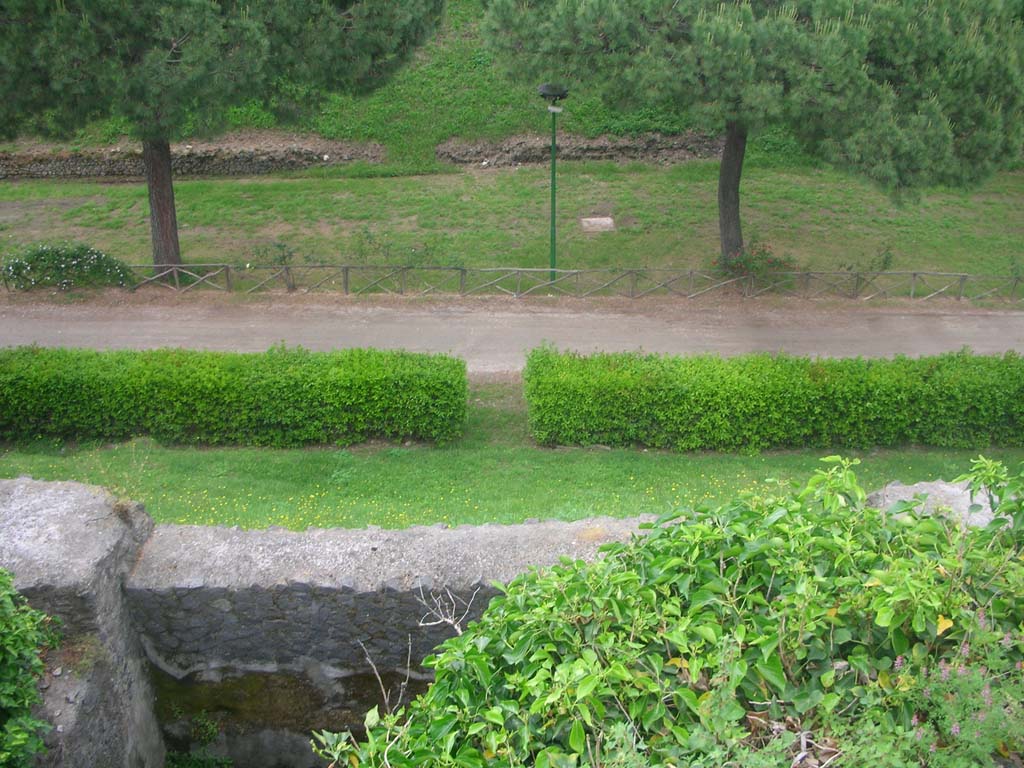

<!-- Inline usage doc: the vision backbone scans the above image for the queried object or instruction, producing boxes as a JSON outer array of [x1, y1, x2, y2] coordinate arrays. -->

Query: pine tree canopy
[[482, 0, 1024, 260], [1, 0, 444, 141]]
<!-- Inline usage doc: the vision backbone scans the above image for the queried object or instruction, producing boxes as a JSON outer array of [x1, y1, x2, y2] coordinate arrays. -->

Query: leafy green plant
[[839, 242, 896, 274], [0, 346, 467, 447], [1, 243, 135, 291], [313, 457, 1024, 767], [524, 346, 1024, 452], [250, 242, 297, 267], [0, 569, 57, 768], [713, 240, 797, 276]]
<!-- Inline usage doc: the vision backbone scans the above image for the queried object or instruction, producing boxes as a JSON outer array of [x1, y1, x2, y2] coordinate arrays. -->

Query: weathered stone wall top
[[0, 478, 152, 632], [129, 517, 648, 593], [0, 478, 164, 768]]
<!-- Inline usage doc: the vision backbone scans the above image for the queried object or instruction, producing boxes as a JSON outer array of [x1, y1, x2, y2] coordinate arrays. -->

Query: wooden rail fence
[[98, 265, 1024, 301]]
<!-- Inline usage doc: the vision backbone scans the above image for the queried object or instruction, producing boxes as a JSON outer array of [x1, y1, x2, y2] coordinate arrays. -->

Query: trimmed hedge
[[524, 346, 1024, 450], [0, 346, 466, 446]]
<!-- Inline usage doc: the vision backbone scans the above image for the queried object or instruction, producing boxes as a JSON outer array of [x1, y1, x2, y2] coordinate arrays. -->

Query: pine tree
[[0, 1, 443, 267], [482, 0, 1024, 264]]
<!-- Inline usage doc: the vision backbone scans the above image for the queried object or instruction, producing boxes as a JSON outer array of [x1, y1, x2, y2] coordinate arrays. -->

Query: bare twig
[[357, 636, 414, 717], [416, 585, 480, 636], [357, 640, 391, 712]]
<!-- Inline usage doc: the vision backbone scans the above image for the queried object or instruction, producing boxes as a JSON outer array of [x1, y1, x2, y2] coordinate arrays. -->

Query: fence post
[[910, 273, 917, 299], [852, 272, 862, 299], [343, 266, 349, 295], [173, 266, 180, 291], [459, 268, 466, 295], [284, 266, 295, 292], [400, 267, 406, 295], [630, 270, 638, 298], [957, 275, 966, 301], [225, 265, 232, 291]]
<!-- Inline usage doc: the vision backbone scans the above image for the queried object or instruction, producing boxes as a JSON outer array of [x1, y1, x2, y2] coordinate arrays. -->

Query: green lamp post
[[538, 83, 568, 284]]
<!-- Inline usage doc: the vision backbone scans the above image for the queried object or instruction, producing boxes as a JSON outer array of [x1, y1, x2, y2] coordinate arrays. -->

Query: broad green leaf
[[569, 720, 585, 754]]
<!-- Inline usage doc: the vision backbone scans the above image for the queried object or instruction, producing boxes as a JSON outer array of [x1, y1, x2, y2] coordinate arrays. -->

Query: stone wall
[[0, 479, 165, 768], [436, 131, 724, 167], [0, 478, 646, 767], [125, 517, 646, 678], [0, 144, 383, 180]]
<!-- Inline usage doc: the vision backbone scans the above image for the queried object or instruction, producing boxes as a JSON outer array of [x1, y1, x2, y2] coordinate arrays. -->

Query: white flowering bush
[[1, 243, 135, 291]]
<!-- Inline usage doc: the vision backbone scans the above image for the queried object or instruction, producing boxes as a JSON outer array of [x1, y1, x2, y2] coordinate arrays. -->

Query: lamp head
[[538, 83, 569, 104]]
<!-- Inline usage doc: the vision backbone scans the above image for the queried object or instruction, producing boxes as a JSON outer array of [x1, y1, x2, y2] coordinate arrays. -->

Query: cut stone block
[[580, 216, 615, 232]]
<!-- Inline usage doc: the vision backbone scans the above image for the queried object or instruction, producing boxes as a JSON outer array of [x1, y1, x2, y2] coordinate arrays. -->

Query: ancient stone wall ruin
[[0, 478, 644, 768], [0, 144, 383, 180]]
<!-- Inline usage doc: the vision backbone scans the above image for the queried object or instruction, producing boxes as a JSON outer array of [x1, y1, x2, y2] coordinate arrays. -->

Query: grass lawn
[[2, 164, 1022, 276], [2, 378, 1020, 530]]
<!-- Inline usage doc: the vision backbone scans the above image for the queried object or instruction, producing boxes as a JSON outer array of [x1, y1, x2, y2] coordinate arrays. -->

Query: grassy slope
[[17, 0, 695, 167], [2, 379, 1021, 529]]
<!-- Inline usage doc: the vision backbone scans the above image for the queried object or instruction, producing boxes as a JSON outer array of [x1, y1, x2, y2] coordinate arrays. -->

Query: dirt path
[[1, 292, 1022, 372]]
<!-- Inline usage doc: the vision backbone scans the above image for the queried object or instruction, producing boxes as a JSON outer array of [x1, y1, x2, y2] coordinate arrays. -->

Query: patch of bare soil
[[436, 132, 724, 167], [1, 284, 1017, 323]]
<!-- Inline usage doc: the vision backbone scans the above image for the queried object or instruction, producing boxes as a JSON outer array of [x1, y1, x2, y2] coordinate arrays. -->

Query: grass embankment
[[1, 165, 1021, 275], [2, 377, 1020, 530], [0, 0, 696, 168]]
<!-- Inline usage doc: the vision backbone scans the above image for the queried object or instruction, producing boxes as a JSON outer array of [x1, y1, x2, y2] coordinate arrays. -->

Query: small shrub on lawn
[[313, 457, 1024, 767], [1, 243, 135, 290], [524, 346, 1024, 451], [0, 346, 466, 447], [714, 240, 797, 276], [0, 569, 57, 768]]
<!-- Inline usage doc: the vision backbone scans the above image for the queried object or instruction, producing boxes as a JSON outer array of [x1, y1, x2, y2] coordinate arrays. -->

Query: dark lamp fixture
[[538, 83, 569, 103]]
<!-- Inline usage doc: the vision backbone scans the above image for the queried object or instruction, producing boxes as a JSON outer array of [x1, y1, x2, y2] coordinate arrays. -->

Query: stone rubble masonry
[[435, 132, 724, 167], [0, 144, 384, 180], [0, 478, 165, 768], [125, 516, 651, 680]]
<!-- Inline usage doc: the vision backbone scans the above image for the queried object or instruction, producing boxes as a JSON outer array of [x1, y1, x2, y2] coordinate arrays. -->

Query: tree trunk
[[718, 121, 748, 266], [142, 138, 182, 267]]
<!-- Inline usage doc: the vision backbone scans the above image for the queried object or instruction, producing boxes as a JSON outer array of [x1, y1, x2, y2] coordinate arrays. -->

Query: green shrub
[[0, 346, 466, 447], [314, 457, 1024, 767], [0, 569, 57, 768], [1, 243, 135, 291], [524, 347, 1024, 451], [713, 240, 798, 276]]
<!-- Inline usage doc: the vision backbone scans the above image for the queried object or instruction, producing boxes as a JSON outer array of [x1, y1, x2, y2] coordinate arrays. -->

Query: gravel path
[[1, 292, 1022, 373]]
